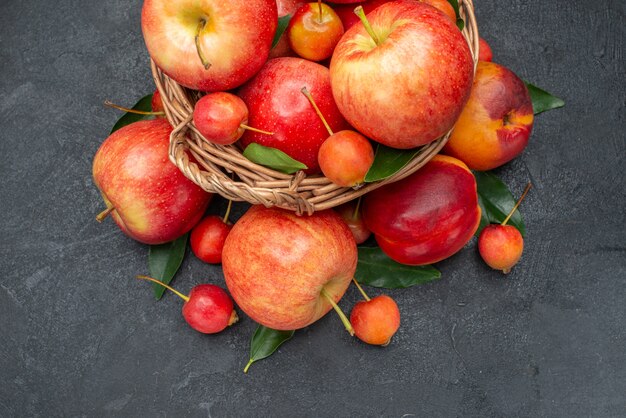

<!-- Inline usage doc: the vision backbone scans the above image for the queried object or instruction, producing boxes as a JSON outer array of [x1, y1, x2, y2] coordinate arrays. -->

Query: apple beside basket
[[152, 0, 479, 215]]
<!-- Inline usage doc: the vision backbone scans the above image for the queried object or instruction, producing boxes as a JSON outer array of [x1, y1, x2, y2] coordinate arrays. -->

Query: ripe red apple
[[362, 155, 481, 265], [93, 119, 212, 245], [478, 37, 493, 62], [318, 130, 374, 187], [222, 206, 357, 330], [190, 215, 232, 264], [238, 57, 349, 173], [287, 2, 344, 62], [330, 1, 474, 149], [478, 225, 524, 274], [443, 61, 534, 171], [350, 295, 400, 345], [142, 0, 277, 92]]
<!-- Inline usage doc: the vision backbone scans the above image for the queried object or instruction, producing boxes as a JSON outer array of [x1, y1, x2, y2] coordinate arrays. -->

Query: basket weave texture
[[152, 0, 479, 215]]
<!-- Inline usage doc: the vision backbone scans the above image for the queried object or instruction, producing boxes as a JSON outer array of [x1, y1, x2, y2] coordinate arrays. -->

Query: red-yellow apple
[[269, 0, 308, 58], [443, 61, 534, 171], [222, 206, 357, 330], [350, 295, 400, 345], [287, 2, 344, 62], [362, 155, 481, 265], [93, 119, 212, 245], [478, 224, 524, 274], [142, 0, 277, 91], [238, 57, 349, 173], [330, 1, 474, 149], [318, 130, 374, 187]]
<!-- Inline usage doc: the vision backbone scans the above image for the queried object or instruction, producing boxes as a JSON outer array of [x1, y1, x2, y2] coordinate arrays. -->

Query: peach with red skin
[[190, 216, 232, 264], [222, 206, 357, 330], [239, 57, 349, 174], [141, 0, 277, 91], [92, 119, 212, 245], [335, 200, 371, 244], [318, 130, 374, 187], [193, 92, 249, 145], [350, 295, 400, 345], [288, 2, 344, 62], [444, 61, 534, 171], [478, 225, 524, 273], [362, 155, 481, 266], [330, 1, 474, 149]]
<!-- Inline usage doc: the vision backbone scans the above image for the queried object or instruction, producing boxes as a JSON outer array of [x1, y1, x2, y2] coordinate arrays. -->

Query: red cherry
[[136, 276, 238, 334], [190, 215, 233, 264]]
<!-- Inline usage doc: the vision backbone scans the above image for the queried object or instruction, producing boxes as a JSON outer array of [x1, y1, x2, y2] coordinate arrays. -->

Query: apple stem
[[104, 100, 165, 116], [502, 182, 532, 226], [354, 6, 380, 46], [240, 124, 274, 136], [352, 278, 370, 301], [320, 288, 354, 336], [352, 196, 362, 221], [195, 19, 211, 70], [300, 87, 334, 136], [222, 199, 233, 224], [135, 275, 190, 302], [318, 0, 323, 23], [96, 206, 115, 223]]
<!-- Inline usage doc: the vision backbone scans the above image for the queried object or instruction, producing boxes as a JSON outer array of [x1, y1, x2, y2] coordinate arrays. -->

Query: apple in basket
[[141, 0, 277, 91], [330, 1, 474, 149], [222, 206, 357, 331]]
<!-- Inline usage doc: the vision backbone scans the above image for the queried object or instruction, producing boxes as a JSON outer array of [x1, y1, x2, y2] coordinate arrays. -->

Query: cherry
[[335, 198, 372, 244], [349, 279, 400, 346], [478, 182, 532, 273], [301, 87, 374, 187], [288, 1, 344, 62], [136, 275, 238, 334], [190, 200, 234, 264], [193, 92, 273, 145]]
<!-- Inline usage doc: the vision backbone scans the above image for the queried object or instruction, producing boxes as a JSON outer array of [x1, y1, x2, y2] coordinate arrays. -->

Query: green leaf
[[356, 247, 441, 289], [272, 15, 292, 49], [243, 143, 307, 174], [446, 0, 465, 30], [244, 325, 295, 373], [474, 171, 525, 237], [364, 144, 420, 182], [110, 94, 154, 134], [524, 81, 565, 115], [148, 234, 188, 300]]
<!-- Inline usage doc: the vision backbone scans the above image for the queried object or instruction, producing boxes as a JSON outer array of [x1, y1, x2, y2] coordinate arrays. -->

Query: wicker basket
[[152, 0, 479, 215]]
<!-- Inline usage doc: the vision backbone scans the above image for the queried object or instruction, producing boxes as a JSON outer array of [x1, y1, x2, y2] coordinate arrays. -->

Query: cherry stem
[[352, 196, 362, 221], [104, 100, 165, 116], [96, 206, 115, 223], [135, 275, 190, 302], [318, 0, 323, 23], [301, 87, 333, 136], [195, 19, 211, 70], [321, 288, 354, 336], [501, 182, 532, 226], [222, 199, 233, 224], [354, 6, 380, 46], [240, 124, 274, 136], [352, 278, 370, 301]]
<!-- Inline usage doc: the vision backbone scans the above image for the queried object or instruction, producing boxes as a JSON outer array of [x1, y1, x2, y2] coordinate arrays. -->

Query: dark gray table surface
[[1, 0, 624, 416]]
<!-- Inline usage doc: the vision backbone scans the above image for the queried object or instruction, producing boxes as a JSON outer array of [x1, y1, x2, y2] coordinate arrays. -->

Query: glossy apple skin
[[142, 0, 277, 92], [478, 224, 523, 273], [193, 92, 248, 145], [190, 215, 233, 264], [334, 200, 371, 244], [239, 57, 349, 173], [222, 206, 357, 330], [288, 2, 344, 62], [182, 284, 237, 334], [350, 295, 400, 345], [330, 1, 474, 149], [443, 62, 534, 171], [318, 130, 374, 187], [478, 37, 493, 62], [93, 119, 212, 245], [269, 0, 308, 58], [362, 155, 481, 265]]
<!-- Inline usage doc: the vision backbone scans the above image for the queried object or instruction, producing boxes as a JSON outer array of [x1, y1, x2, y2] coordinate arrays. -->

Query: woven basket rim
[[152, 0, 479, 215]]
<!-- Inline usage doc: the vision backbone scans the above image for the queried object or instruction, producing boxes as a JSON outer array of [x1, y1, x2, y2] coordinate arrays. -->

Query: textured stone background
[[1, 0, 624, 416]]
